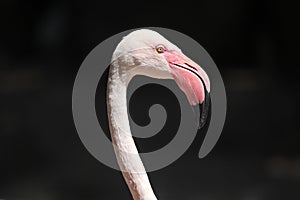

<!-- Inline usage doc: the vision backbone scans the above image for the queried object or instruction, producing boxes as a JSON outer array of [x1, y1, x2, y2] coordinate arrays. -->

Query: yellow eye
[[156, 46, 165, 53]]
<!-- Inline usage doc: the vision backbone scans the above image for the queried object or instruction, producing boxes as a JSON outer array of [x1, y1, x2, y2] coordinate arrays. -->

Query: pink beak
[[163, 50, 211, 128]]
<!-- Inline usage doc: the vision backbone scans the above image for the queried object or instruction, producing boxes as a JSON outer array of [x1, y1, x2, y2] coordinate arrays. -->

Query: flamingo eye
[[156, 45, 165, 53]]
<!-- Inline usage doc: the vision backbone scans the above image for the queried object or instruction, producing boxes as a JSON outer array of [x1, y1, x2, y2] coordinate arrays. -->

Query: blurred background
[[0, 0, 299, 199]]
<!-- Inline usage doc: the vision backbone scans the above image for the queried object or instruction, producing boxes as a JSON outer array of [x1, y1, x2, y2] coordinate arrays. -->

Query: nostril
[[184, 62, 198, 71]]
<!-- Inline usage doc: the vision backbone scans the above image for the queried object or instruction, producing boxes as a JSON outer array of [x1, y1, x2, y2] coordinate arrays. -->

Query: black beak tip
[[198, 93, 211, 130]]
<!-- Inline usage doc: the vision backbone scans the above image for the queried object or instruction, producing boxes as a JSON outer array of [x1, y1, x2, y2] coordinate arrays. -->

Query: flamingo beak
[[164, 51, 211, 129]]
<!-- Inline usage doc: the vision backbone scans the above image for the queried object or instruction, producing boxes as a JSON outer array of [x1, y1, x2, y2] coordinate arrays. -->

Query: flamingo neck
[[107, 62, 158, 200]]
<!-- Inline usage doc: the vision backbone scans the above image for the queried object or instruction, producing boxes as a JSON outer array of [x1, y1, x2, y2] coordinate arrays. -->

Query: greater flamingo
[[107, 29, 210, 200]]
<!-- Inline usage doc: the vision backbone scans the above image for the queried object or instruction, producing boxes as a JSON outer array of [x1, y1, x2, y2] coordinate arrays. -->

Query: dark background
[[1, 0, 299, 199]]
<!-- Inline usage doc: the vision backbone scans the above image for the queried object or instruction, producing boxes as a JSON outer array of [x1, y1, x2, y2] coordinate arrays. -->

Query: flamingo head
[[112, 29, 211, 128]]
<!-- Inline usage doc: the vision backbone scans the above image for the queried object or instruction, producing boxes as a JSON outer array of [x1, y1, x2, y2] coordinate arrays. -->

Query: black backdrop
[[1, 0, 299, 199]]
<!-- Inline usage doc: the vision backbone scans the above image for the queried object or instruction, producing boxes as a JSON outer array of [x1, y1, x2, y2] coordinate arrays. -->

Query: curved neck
[[107, 62, 158, 200]]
